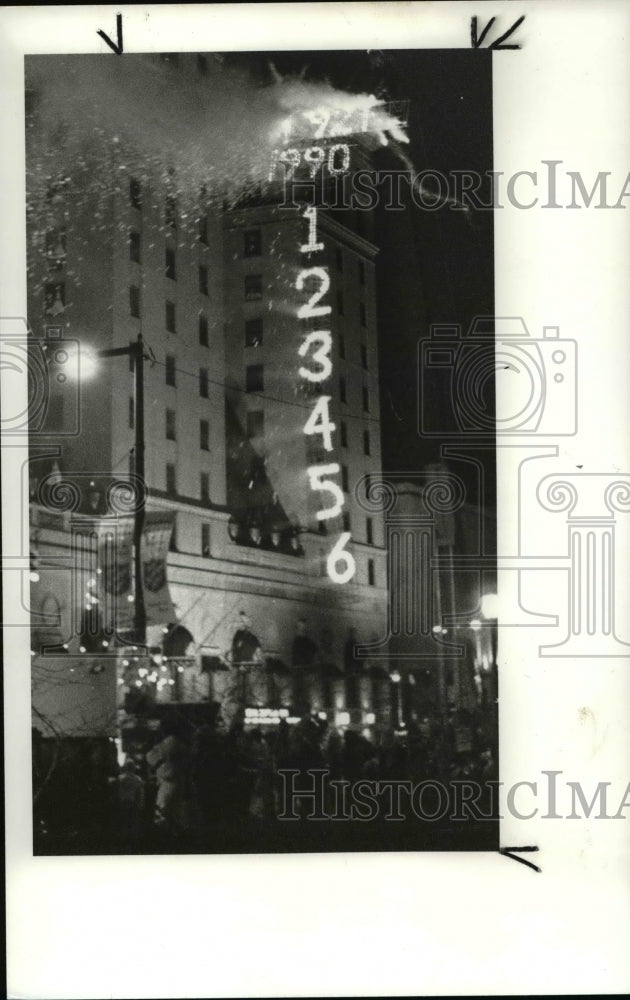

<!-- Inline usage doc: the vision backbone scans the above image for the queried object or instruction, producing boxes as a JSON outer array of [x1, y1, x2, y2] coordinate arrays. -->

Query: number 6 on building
[[326, 532, 356, 584], [307, 463, 344, 520]]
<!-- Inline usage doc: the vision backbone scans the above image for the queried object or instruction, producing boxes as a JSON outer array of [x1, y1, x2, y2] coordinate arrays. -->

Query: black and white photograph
[[25, 47, 497, 855], [3, 4, 630, 998]]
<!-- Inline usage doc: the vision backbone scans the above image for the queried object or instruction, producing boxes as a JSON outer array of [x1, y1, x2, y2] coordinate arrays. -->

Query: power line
[[143, 352, 383, 428]]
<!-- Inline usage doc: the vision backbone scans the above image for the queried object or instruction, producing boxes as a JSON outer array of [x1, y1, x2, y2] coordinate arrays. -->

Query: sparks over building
[[27, 52, 394, 736]]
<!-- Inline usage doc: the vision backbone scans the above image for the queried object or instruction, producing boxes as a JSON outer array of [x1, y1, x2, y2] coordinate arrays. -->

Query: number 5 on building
[[307, 463, 344, 520]]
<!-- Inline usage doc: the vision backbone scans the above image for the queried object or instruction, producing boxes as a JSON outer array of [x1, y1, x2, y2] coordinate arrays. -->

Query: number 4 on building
[[303, 395, 336, 451]]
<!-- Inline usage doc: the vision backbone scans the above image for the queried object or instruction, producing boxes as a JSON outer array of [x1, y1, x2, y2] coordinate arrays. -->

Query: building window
[[45, 229, 66, 269], [199, 367, 209, 398], [342, 511, 351, 532], [200, 419, 210, 451], [358, 259, 365, 285], [244, 274, 263, 301], [165, 300, 176, 333], [337, 290, 344, 315], [129, 231, 141, 263], [362, 385, 370, 412], [244, 229, 262, 257], [166, 463, 176, 495], [245, 317, 263, 348], [246, 364, 263, 393], [363, 429, 371, 456], [44, 282, 65, 316], [129, 177, 141, 210], [339, 375, 347, 404], [199, 265, 209, 296], [129, 285, 140, 318], [170, 516, 178, 552], [199, 213, 208, 245], [340, 420, 348, 448], [368, 558, 375, 586], [128, 396, 134, 429], [319, 547, 327, 578], [338, 333, 345, 360], [200, 472, 209, 503], [165, 354, 176, 387], [165, 194, 177, 229], [199, 313, 208, 346], [165, 408, 176, 441], [341, 464, 349, 493], [360, 301, 367, 327], [165, 246, 176, 280], [336, 247, 344, 271], [360, 343, 368, 369], [197, 54, 208, 74], [246, 410, 264, 439], [366, 517, 373, 545], [201, 523, 211, 558]]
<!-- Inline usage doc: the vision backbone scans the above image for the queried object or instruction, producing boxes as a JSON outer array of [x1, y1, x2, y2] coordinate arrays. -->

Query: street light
[[480, 593, 498, 620]]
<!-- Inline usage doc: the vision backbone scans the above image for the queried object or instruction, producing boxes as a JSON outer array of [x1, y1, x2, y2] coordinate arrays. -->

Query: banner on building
[[96, 517, 134, 633], [96, 511, 176, 632], [141, 511, 176, 626]]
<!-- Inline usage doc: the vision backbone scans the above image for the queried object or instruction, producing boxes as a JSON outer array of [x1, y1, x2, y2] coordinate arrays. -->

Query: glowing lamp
[[481, 593, 498, 620]]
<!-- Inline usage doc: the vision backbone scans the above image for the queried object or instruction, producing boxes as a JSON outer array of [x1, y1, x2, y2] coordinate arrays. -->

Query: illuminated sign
[[279, 106, 378, 144], [269, 143, 351, 182], [296, 206, 355, 585], [271, 99, 409, 150], [244, 707, 299, 725], [245, 707, 289, 718]]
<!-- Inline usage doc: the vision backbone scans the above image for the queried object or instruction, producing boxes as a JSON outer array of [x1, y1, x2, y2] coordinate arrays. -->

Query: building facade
[[27, 53, 391, 738]]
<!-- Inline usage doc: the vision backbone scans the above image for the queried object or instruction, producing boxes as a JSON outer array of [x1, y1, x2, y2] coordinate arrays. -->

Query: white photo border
[[2, 3, 630, 997]]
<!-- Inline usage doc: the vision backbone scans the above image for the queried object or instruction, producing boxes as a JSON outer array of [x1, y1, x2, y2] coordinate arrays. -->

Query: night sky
[[227, 49, 495, 508], [27, 49, 495, 510]]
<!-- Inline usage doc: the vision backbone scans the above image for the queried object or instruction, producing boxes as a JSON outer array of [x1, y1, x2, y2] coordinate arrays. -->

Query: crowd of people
[[110, 709, 498, 845], [33, 708, 497, 849]]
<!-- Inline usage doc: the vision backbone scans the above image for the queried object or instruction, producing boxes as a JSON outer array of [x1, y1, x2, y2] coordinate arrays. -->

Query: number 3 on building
[[327, 532, 356, 584], [298, 331, 332, 382]]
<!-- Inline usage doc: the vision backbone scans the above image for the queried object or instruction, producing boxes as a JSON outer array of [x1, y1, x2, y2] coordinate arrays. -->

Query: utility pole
[[97, 333, 147, 646]]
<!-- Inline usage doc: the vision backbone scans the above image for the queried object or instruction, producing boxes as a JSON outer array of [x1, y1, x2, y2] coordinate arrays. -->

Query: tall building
[[27, 53, 390, 737]]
